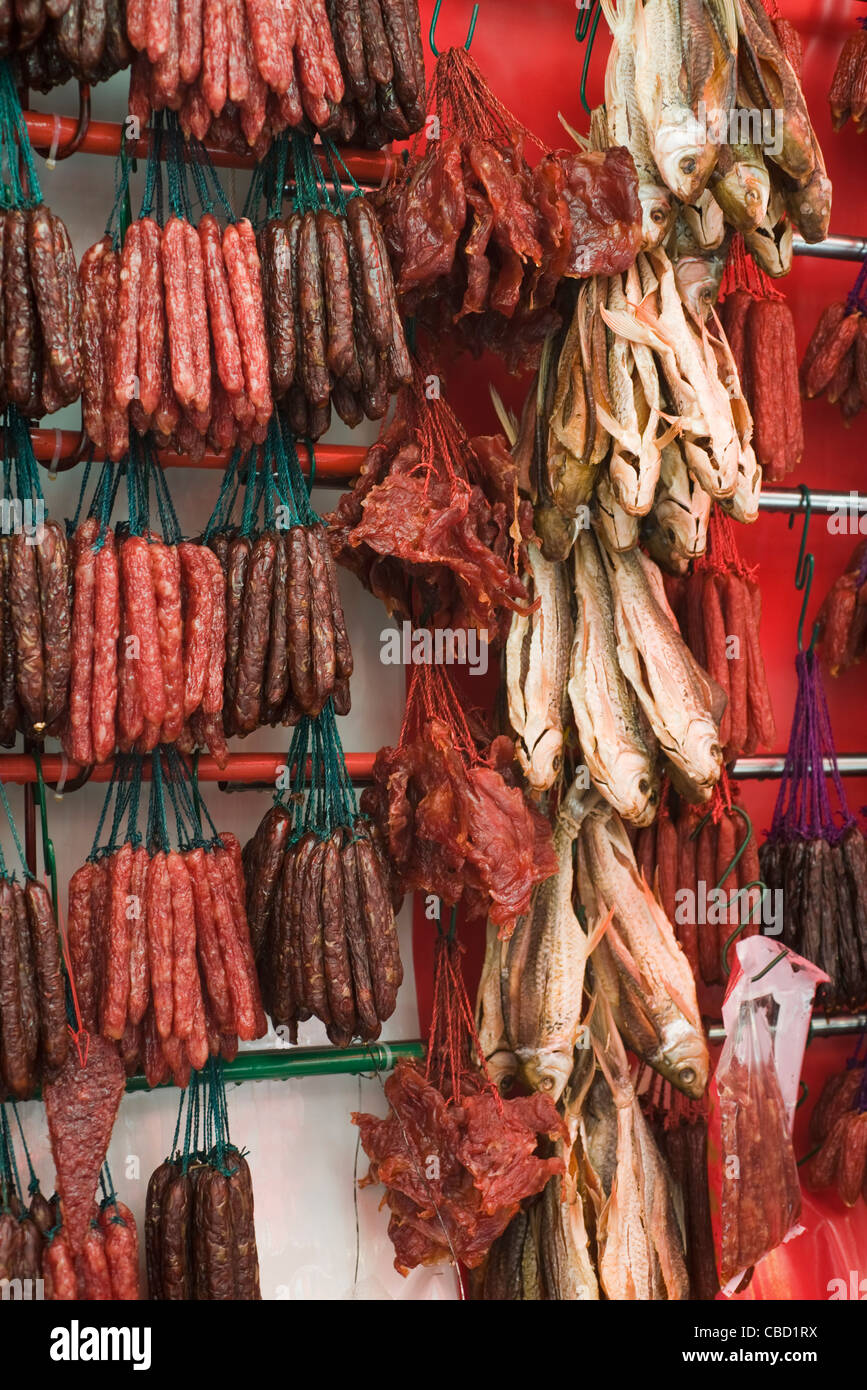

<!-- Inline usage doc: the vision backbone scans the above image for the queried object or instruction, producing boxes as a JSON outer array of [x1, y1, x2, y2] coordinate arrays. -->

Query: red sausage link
[[91, 528, 120, 764], [162, 218, 196, 409], [178, 543, 214, 719], [150, 541, 185, 744], [198, 212, 244, 397], [121, 537, 167, 730], [145, 851, 174, 1040]]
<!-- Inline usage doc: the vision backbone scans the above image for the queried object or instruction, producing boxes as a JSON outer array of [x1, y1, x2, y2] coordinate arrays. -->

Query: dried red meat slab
[[43, 1036, 125, 1257], [353, 1061, 565, 1274]]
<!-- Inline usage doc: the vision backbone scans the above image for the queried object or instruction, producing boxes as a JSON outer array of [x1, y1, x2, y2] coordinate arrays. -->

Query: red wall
[[408, 0, 867, 1298]]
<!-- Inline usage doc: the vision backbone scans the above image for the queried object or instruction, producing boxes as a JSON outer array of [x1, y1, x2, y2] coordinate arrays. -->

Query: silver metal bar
[[793, 233, 867, 262], [732, 755, 867, 778], [759, 486, 867, 514], [708, 1012, 866, 1044]]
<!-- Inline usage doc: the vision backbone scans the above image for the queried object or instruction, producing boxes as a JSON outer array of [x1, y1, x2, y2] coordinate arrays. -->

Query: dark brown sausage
[[25, 876, 68, 1075], [10, 530, 45, 732], [297, 211, 331, 409], [307, 527, 336, 713], [0, 878, 29, 1097], [36, 520, 72, 733], [233, 532, 276, 734], [286, 527, 315, 712], [159, 1170, 192, 1300], [223, 535, 250, 737]]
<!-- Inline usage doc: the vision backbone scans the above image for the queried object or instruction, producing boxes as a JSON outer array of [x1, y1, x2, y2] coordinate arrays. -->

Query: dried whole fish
[[604, 0, 675, 251], [622, 0, 720, 205], [505, 544, 573, 793], [536, 1131, 600, 1300], [600, 539, 724, 799], [569, 528, 659, 824], [475, 919, 518, 1096], [584, 993, 691, 1299], [501, 775, 591, 1101], [577, 791, 709, 1098]]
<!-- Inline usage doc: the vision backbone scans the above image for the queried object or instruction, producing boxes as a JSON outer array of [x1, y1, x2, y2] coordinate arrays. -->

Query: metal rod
[[759, 487, 867, 515], [28, 427, 866, 517], [708, 1014, 866, 1044], [0, 752, 376, 785], [794, 233, 867, 262], [732, 755, 867, 779], [125, 1040, 425, 1091], [2, 751, 865, 785], [22, 109, 391, 184], [30, 430, 365, 484]]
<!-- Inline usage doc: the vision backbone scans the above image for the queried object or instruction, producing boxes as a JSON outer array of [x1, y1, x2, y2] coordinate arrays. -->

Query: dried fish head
[[651, 113, 717, 207], [534, 504, 579, 563], [673, 254, 723, 323], [681, 191, 726, 252], [639, 184, 677, 252], [744, 209, 793, 278], [711, 145, 770, 232]]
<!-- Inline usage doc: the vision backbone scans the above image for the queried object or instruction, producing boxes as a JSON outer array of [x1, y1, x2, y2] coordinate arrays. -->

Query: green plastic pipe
[[124, 1040, 426, 1093]]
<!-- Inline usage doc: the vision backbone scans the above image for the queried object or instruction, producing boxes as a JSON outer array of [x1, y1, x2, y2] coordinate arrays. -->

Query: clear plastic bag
[[708, 936, 828, 1294]]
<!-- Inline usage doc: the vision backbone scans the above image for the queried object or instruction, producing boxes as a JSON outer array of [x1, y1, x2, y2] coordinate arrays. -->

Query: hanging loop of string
[[719, 233, 786, 303], [769, 647, 855, 844], [0, 60, 43, 209]]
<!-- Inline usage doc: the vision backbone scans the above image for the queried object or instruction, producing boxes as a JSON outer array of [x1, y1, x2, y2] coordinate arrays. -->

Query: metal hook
[[31, 83, 92, 165], [720, 878, 767, 977], [31, 746, 58, 919], [787, 485, 820, 653], [750, 947, 789, 982], [576, 0, 603, 114], [429, 0, 480, 56], [714, 804, 754, 890]]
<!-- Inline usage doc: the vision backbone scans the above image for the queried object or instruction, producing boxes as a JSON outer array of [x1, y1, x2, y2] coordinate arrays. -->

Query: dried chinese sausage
[[144, 1069, 261, 1300], [126, 0, 423, 147]]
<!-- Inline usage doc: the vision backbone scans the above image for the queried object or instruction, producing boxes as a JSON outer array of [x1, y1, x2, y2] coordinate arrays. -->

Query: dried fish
[[502, 776, 591, 1101], [569, 529, 659, 824], [577, 791, 709, 1098], [505, 544, 573, 793], [600, 540, 723, 798]]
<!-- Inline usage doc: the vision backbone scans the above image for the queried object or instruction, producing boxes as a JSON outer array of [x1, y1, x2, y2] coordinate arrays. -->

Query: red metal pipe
[[29, 429, 366, 482], [22, 110, 392, 185], [0, 752, 376, 785]]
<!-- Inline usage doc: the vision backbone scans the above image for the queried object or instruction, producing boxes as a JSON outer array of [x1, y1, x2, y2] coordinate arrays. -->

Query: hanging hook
[[787, 484, 820, 653], [720, 878, 766, 978], [751, 947, 789, 983], [429, 0, 480, 56], [31, 83, 92, 165], [713, 804, 754, 889], [576, 0, 603, 114], [31, 746, 58, 920]]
